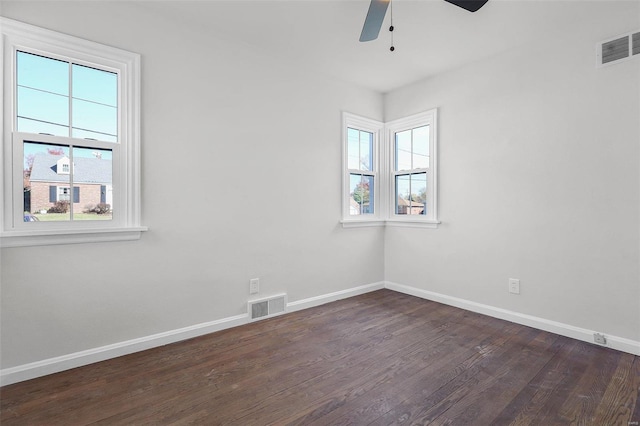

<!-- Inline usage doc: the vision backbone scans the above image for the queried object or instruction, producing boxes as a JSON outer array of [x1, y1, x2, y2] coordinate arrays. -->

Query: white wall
[[0, 2, 384, 369], [384, 2, 640, 342]]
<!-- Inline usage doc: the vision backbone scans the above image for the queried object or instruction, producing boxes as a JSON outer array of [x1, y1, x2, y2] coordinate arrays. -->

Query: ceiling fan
[[360, 0, 489, 42]]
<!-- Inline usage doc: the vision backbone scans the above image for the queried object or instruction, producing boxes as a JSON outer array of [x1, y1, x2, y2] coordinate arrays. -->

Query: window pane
[[411, 173, 427, 215], [359, 131, 373, 171], [17, 117, 69, 137], [347, 128, 373, 171], [395, 174, 410, 215], [395, 173, 427, 215], [24, 142, 70, 221], [17, 86, 69, 133], [17, 51, 69, 96], [72, 128, 118, 143], [71, 147, 113, 221], [72, 98, 117, 139], [362, 175, 374, 214], [412, 125, 430, 169], [72, 64, 117, 106], [395, 130, 412, 171], [72, 64, 118, 142], [349, 174, 374, 215], [15, 53, 119, 142], [347, 128, 360, 169]]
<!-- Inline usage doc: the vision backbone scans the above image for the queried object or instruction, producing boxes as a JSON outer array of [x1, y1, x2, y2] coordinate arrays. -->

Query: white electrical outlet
[[249, 278, 259, 294], [508, 278, 520, 294]]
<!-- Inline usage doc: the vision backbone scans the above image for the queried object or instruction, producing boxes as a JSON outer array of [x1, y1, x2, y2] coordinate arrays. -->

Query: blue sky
[[18, 50, 117, 168], [17, 51, 117, 140]]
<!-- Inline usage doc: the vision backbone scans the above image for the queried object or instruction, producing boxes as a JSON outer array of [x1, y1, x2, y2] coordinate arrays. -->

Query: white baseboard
[[287, 281, 385, 313], [3, 280, 637, 387], [384, 281, 640, 356], [0, 314, 248, 387], [0, 282, 385, 386]]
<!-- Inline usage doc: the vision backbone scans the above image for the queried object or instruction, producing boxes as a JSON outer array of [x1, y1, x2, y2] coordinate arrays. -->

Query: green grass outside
[[34, 213, 112, 221]]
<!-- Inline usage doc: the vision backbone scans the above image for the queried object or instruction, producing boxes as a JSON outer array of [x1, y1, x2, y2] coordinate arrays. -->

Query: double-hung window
[[1, 18, 145, 247], [342, 113, 383, 225], [386, 110, 438, 226], [342, 110, 439, 228]]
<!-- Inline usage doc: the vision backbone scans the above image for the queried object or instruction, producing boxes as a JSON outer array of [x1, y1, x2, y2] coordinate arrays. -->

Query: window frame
[[1, 17, 146, 247], [386, 110, 439, 227], [58, 186, 71, 202], [342, 113, 385, 227], [341, 110, 439, 229]]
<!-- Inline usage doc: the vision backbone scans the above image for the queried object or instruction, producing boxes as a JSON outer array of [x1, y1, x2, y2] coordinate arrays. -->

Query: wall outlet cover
[[508, 278, 520, 295], [249, 278, 259, 294]]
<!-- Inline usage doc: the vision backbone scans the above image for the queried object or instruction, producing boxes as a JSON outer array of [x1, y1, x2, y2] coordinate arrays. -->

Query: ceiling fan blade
[[359, 0, 390, 42], [444, 0, 489, 12]]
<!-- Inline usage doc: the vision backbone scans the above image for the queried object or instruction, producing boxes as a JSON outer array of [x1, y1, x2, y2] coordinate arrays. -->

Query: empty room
[[0, 0, 639, 424]]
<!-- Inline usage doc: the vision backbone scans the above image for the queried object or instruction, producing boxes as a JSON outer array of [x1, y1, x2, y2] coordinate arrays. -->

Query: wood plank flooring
[[1, 289, 638, 425]]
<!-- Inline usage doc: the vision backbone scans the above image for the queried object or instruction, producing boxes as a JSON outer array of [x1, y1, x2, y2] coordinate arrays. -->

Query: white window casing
[[341, 110, 440, 229], [1, 17, 146, 247], [341, 112, 385, 227], [386, 110, 439, 228]]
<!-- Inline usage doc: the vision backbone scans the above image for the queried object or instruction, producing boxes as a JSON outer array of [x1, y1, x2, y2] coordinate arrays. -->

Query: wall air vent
[[248, 294, 287, 321], [597, 30, 640, 67], [633, 32, 640, 56]]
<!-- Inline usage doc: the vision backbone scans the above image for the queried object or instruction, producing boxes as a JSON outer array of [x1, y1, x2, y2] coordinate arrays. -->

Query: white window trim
[[341, 112, 384, 227], [0, 17, 146, 247], [341, 110, 440, 229], [386, 110, 439, 227]]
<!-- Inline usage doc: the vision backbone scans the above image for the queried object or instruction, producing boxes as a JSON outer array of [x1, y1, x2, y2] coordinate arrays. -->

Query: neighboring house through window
[[0, 17, 145, 247], [30, 151, 112, 215]]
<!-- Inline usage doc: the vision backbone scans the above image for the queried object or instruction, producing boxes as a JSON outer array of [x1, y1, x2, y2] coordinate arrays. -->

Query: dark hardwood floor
[[1, 289, 639, 425]]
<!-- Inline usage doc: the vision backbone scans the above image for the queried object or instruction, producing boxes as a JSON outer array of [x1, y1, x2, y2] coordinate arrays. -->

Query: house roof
[[30, 154, 112, 185], [397, 197, 424, 207]]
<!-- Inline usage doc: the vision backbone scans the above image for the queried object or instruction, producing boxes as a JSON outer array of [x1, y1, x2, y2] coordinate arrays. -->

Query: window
[[348, 128, 375, 215], [342, 113, 383, 225], [1, 18, 145, 247], [342, 110, 439, 228], [58, 187, 71, 202], [386, 111, 438, 226]]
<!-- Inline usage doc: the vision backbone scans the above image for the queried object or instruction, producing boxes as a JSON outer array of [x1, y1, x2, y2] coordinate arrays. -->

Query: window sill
[[340, 220, 386, 228], [0, 226, 148, 248], [341, 219, 440, 229], [385, 219, 441, 229]]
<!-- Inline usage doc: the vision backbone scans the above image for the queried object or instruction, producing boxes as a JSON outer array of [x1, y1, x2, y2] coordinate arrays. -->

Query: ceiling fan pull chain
[[389, 0, 395, 51]]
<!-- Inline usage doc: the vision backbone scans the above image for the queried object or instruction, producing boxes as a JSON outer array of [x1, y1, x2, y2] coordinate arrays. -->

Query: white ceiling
[[147, 0, 616, 93]]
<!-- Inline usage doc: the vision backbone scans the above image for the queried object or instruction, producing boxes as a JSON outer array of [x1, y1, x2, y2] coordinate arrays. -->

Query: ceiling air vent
[[248, 294, 287, 321], [597, 30, 640, 66]]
